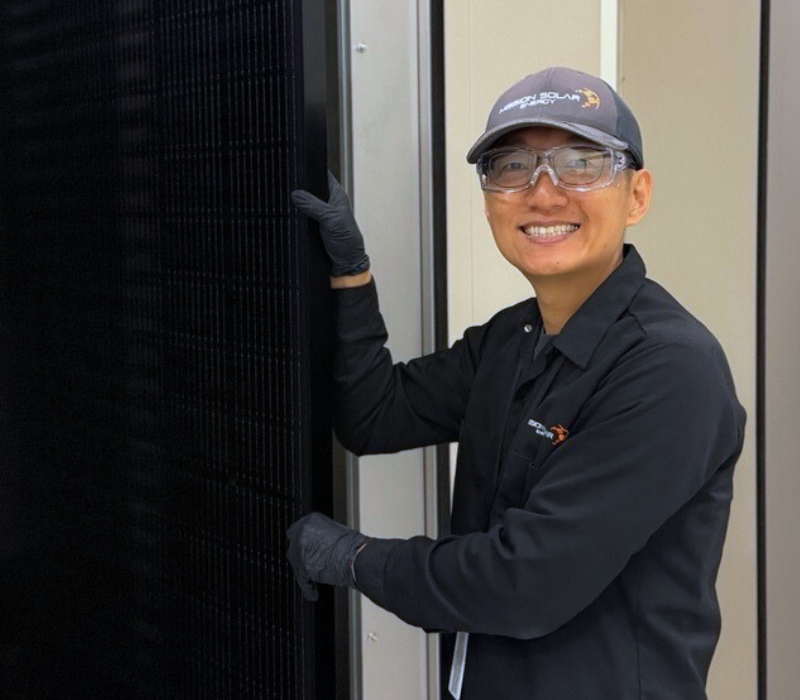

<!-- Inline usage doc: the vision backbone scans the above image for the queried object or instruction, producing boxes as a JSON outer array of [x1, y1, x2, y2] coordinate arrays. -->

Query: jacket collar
[[517, 243, 647, 370]]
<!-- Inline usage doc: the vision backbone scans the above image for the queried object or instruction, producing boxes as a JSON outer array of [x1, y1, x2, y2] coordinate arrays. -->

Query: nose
[[523, 164, 568, 206]]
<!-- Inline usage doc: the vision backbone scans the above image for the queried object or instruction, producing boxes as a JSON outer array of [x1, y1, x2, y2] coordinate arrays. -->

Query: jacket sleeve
[[332, 274, 497, 455], [353, 338, 747, 639]]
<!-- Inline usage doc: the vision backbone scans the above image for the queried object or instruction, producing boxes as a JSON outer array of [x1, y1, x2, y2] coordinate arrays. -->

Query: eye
[[563, 157, 587, 169], [493, 153, 527, 170], [487, 151, 534, 184], [554, 147, 609, 184]]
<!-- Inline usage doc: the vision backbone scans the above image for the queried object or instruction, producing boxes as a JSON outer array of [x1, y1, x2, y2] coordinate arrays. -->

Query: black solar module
[[0, 1, 336, 698]]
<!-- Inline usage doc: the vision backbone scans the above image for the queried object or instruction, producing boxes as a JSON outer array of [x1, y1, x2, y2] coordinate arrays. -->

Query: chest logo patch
[[528, 419, 570, 446]]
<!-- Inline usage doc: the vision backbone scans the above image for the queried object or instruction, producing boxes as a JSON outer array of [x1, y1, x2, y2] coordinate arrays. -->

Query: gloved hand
[[286, 512, 373, 602], [290, 170, 371, 277]]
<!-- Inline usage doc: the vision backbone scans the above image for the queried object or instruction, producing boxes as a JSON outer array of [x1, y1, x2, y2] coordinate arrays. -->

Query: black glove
[[286, 512, 373, 602], [290, 170, 371, 277]]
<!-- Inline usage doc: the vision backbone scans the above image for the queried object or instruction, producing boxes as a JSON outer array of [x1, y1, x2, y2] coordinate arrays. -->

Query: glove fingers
[[303, 581, 319, 602], [290, 189, 327, 216], [327, 171, 350, 209], [295, 570, 319, 602], [286, 520, 319, 602]]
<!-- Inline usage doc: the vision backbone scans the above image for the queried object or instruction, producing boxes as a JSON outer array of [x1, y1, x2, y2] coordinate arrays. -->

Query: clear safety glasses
[[476, 143, 632, 193]]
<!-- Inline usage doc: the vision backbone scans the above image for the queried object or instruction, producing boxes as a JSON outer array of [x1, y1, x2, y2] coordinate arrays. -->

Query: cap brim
[[465, 118, 629, 164]]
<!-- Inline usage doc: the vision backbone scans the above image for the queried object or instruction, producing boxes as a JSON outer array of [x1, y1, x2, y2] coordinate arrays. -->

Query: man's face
[[482, 126, 652, 287]]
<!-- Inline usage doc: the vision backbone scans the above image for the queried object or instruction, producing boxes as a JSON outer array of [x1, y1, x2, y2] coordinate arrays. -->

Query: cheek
[[583, 197, 625, 233], [486, 200, 518, 228]]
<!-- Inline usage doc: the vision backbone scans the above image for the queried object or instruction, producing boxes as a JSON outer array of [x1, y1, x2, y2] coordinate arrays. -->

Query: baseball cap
[[466, 66, 644, 169]]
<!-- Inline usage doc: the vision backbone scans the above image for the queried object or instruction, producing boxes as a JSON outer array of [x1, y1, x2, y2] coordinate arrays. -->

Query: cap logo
[[576, 88, 601, 109], [498, 87, 601, 114]]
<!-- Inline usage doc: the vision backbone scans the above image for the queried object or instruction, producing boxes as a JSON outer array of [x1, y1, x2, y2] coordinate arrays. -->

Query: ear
[[625, 168, 653, 227]]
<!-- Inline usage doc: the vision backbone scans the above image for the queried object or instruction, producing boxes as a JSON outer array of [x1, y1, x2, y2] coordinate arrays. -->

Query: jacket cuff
[[352, 536, 404, 602], [332, 275, 380, 333]]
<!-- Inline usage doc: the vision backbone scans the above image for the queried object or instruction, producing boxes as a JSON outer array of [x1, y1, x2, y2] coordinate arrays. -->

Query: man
[[286, 66, 747, 700]]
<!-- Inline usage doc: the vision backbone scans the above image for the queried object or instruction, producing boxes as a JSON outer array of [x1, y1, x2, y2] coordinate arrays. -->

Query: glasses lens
[[552, 146, 612, 186], [486, 150, 536, 189]]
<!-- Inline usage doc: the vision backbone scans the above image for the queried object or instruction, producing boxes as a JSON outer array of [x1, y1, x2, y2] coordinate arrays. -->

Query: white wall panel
[[349, 1, 428, 698]]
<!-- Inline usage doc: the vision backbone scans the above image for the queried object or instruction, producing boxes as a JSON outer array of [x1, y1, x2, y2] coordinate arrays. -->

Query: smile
[[519, 223, 580, 243]]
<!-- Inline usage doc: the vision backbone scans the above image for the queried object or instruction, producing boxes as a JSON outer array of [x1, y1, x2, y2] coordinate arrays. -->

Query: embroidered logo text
[[527, 419, 570, 446]]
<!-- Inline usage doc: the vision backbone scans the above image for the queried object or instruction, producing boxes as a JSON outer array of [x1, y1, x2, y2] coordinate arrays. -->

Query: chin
[[517, 260, 571, 280]]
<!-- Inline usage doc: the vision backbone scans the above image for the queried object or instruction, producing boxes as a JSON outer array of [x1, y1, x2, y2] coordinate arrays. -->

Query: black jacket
[[334, 243, 747, 700]]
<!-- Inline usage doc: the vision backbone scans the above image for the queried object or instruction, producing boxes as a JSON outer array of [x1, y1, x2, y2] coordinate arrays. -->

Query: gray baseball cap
[[466, 66, 644, 169]]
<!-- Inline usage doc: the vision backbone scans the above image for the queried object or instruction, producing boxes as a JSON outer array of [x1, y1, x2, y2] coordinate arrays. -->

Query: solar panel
[[0, 1, 334, 697]]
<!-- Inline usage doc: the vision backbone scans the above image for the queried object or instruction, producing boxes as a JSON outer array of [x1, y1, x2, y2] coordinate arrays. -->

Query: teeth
[[522, 223, 580, 237]]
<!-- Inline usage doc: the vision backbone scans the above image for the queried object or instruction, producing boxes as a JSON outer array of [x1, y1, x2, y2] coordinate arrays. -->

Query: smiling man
[[482, 124, 651, 335], [287, 67, 746, 700]]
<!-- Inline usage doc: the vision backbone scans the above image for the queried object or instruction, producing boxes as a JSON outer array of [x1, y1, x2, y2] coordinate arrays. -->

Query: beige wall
[[619, 2, 759, 697], [445, 0, 602, 333], [444, 1, 759, 698]]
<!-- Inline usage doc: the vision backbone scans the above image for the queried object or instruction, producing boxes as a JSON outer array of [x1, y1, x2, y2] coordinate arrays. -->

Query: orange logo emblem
[[549, 424, 570, 446], [577, 88, 601, 110]]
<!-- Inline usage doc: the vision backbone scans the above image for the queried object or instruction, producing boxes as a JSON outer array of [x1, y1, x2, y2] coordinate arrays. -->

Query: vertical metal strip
[[417, 1, 442, 697], [418, 0, 436, 551], [756, 0, 769, 698], [600, 0, 618, 88], [337, 0, 354, 198], [335, 2, 363, 699]]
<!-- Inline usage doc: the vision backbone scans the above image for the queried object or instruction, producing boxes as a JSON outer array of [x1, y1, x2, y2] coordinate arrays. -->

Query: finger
[[294, 570, 319, 602], [290, 189, 326, 213], [286, 515, 304, 536], [302, 581, 319, 602], [327, 173, 350, 208], [286, 544, 315, 598]]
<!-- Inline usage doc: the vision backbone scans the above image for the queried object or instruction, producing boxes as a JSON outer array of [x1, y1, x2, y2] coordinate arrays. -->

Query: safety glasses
[[476, 143, 631, 193]]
